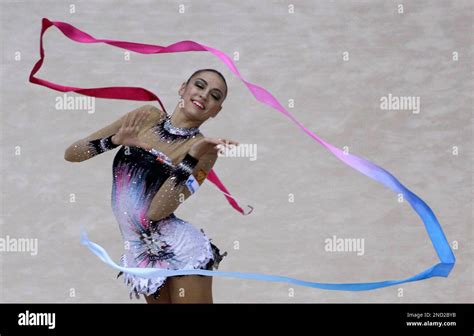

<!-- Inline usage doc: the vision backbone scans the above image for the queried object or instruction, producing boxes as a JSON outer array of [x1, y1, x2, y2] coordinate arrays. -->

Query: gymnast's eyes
[[195, 82, 221, 100]]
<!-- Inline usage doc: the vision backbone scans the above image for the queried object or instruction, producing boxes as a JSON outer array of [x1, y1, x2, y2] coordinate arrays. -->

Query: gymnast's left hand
[[188, 137, 239, 159]]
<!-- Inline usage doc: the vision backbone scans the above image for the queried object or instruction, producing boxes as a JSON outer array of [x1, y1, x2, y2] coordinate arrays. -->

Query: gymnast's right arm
[[63, 104, 156, 162]]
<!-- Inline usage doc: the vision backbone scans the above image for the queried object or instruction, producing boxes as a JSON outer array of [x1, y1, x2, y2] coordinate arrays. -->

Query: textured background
[[0, 0, 472, 303]]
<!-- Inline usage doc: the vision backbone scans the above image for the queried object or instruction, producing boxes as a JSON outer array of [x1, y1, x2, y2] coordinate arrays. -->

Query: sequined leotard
[[76, 105, 226, 299]]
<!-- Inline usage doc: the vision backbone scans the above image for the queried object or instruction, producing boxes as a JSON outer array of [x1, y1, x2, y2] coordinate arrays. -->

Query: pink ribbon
[[30, 18, 455, 290], [29, 18, 252, 215]]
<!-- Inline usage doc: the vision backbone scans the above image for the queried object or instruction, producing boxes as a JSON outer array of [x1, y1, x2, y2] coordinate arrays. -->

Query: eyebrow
[[195, 78, 224, 96]]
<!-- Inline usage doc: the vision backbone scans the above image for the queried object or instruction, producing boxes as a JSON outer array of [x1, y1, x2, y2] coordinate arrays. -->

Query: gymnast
[[65, 69, 238, 303]]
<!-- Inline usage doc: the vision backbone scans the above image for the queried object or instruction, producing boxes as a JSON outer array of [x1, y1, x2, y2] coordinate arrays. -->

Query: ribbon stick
[[31, 18, 455, 290]]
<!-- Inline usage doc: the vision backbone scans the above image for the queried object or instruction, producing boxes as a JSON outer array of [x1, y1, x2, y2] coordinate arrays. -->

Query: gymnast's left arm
[[146, 152, 218, 221]]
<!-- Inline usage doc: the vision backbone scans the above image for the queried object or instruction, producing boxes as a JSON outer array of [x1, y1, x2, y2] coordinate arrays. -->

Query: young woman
[[64, 69, 238, 304]]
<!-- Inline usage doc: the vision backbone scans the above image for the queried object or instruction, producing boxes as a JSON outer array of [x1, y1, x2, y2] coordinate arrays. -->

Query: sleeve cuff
[[171, 153, 200, 187]]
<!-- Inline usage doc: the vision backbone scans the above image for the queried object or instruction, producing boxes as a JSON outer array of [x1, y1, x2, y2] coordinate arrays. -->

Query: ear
[[178, 82, 186, 96]]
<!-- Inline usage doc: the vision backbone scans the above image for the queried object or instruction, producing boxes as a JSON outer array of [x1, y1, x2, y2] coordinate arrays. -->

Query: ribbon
[[28, 18, 251, 215], [31, 18, 455, 291]]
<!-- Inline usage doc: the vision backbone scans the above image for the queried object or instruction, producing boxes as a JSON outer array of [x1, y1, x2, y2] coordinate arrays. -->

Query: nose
[[199, 91, 209, 101]]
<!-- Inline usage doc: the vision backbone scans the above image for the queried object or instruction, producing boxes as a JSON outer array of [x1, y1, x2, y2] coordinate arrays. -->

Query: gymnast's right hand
[[111, 109, 151, 150]]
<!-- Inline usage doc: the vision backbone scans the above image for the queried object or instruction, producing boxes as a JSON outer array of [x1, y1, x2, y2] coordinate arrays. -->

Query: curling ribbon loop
[[31, 18, 455, 291]]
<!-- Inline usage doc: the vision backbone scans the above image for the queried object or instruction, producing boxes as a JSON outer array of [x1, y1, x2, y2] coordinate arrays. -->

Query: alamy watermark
[[324, 235, 365, 256], [217, 143, 257, 161], [55, 93, 96, 114], [380, 93, 420, 114], [18, 310, 55, 329], [0, 235, 38, 256]]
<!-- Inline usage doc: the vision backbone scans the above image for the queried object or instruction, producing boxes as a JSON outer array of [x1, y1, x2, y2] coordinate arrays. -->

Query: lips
[[191, 100, 205, 110]]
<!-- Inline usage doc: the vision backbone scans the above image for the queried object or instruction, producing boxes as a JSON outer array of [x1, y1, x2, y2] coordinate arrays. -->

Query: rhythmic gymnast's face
[[178, 71, 227, 123]]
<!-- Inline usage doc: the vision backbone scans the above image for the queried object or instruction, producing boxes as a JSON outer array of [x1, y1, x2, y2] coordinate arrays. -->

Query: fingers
[[224, 139, 239, 146], [216, 139, 240, 150], [129, 110, 141, 127], [219, 138, 239, 145], [124, 109, 150, 130], [123, 111, 133, 128], [210, 138, 240, 154], [190, 137, 240, 158], [135, 110, 150, 127], [208, 138, 239, 146]]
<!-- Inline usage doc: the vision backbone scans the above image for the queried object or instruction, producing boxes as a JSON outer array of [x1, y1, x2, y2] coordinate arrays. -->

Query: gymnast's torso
[[111, 109, 225, 299]]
